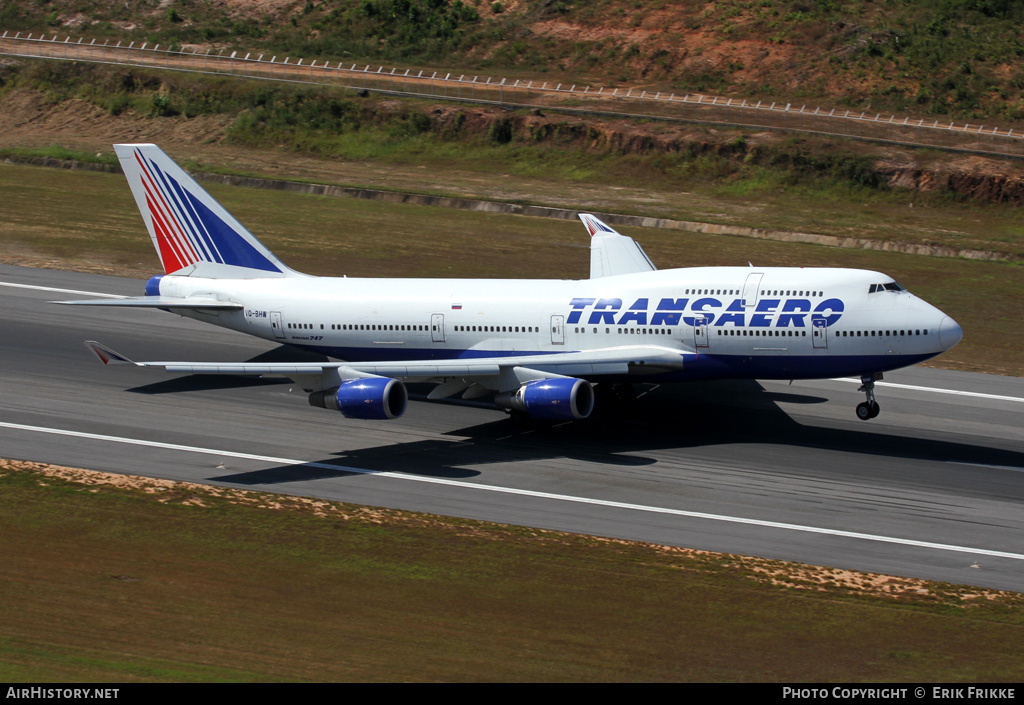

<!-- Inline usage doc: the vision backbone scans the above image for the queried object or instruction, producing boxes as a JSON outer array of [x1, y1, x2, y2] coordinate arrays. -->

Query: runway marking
[[4, 420, 1024, 562], [831, 377, 1024, 404], [949, 461, 1024, 473], [0, 282, 127, 299]]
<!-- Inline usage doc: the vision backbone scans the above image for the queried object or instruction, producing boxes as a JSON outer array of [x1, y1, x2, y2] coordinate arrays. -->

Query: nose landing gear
[[856, 374, 881, 420]]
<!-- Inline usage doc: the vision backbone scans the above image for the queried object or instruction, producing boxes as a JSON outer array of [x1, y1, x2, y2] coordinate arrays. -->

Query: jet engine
[[308, 378, 408, 420], [496, 378, 595, 421]]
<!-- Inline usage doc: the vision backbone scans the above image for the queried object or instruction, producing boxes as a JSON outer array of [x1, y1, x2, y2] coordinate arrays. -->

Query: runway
[[2, 263, 1023, 592]]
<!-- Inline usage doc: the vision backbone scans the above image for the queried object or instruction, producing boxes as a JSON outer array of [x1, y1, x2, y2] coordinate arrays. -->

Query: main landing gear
[[856, 374, 881, 420]]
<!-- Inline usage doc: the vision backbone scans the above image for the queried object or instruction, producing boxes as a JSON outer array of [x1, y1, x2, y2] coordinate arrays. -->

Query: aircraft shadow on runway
[[128, 375, 291, 394], [211, 378, 1024, 494], [125, 344, 327, 394]]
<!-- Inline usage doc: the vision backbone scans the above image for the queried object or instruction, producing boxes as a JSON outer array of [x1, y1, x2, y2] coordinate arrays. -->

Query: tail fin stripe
[[181, 190, 281, 272], [150, 194, 193, 271], [136, 152, 202, 266], [164, 169, 222, 264], [145, 153, 206, 262], [138, 164, 199, 267], [146, 193, 188, 272], [136, 152, 197, 266], [580, 213, 616, 237], [145, 154, 221, 265]]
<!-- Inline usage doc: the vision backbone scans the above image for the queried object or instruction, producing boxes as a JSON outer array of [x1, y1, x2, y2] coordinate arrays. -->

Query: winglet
[[85, 341, 136, 366], [579, 213, 657, 278], [578, 213, 621, 237]]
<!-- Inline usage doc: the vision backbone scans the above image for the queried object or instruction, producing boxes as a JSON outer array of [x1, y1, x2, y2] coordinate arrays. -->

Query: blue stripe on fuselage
[[286, 343, 937, 381]]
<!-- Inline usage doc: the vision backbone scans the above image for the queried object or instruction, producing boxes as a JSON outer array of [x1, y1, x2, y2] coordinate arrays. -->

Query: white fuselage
[[154, 265, 961, 382]]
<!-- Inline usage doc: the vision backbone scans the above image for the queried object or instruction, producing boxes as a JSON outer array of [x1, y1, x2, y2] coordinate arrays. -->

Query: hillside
[[3, 1, 1024, 251], [5, 54, 1024, 215], [4, 0, 1024, 123]]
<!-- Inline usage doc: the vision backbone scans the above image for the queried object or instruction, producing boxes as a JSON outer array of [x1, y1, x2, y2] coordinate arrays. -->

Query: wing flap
[[162, 364, 326, 375]]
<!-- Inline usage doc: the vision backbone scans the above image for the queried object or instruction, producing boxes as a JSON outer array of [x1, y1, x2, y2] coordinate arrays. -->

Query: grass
[[2, 459, 1023, 682], [6, 56, 1024, 259], [0, 144, 119, 166], [0, 161, 1019, 376]]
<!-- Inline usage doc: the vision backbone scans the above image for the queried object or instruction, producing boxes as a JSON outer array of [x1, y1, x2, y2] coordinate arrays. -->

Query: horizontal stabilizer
[[85, 341, 136, 365], [57, 297, 243, 310], [579, 213, 657, 278]]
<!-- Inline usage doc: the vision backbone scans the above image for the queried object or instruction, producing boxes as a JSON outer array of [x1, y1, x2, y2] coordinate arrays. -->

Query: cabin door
[[812, 318, 828, 349], [431, 314, 445, 343], [694, 314, 710, 350], [271, 311, 285, 339], [550, 315, 565, 345]]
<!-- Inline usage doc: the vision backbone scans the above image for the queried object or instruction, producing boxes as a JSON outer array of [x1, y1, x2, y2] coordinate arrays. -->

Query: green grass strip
[[1, 460, 1022, 682]]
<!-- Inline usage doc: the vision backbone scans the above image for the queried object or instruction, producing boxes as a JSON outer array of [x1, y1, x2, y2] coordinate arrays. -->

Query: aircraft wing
[[84, 341, 687, 396], [57, 297, 243, 310], [579, 213, 657, 278]]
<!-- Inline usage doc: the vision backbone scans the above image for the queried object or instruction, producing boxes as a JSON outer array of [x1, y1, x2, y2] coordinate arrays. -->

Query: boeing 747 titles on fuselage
[[60, 144, 963, 424]]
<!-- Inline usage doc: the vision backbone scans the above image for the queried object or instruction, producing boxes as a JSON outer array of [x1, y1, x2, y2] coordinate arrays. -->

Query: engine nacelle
[[496, 378, 594, 421], [308, 378, 408, 420]]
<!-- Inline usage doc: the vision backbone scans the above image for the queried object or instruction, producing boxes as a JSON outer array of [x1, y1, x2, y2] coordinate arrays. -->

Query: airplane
[[59, 143, 963, 425]]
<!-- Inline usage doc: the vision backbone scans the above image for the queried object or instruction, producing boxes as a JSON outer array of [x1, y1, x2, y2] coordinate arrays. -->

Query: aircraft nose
[[938, 316, 963, 350]]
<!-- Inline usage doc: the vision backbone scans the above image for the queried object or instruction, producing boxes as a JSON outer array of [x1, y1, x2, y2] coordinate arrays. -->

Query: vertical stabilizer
[[114, 144, 294, 277]]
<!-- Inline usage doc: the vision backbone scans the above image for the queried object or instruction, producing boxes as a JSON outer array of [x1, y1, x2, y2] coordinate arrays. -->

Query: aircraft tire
[[856, 402, 874, 421]]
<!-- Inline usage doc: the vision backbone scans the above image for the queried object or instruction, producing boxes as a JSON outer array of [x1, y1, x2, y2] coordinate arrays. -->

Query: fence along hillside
[[2, 32, 1022, 159]]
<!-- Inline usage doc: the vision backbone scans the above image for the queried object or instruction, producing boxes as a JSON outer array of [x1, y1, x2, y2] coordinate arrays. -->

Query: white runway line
[[948, 461, 1024, 473], [831, 377, 1024, 404], [0, 282, 127, 299], [3, 420, 1024, 562]]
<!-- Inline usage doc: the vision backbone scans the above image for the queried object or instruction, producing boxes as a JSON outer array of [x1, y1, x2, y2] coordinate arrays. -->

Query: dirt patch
[[0, 90, 234, 155]]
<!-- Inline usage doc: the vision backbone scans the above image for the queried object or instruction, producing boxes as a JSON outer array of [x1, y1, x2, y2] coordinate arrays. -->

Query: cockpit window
[[869, 282, 906, 293]]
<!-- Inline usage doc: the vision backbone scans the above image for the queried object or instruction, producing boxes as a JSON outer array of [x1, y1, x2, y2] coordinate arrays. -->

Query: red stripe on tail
[[135, 152, 199, 266], [146, 193, 187, 273]]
